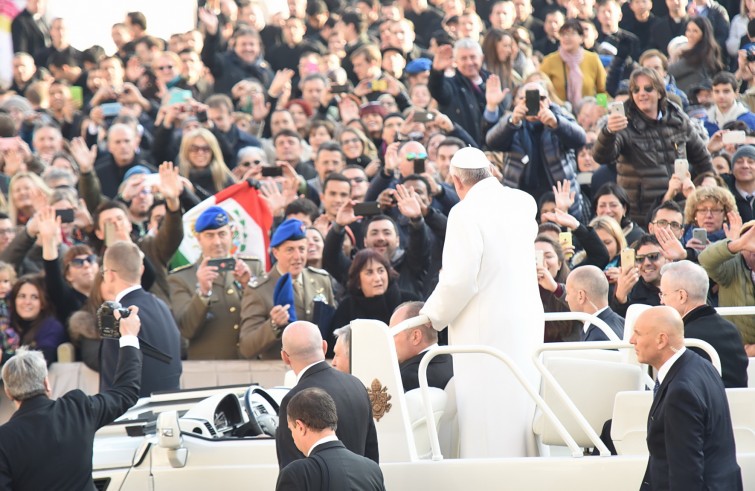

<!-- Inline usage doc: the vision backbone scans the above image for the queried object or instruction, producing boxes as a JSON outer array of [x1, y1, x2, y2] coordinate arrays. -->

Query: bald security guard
[[169, 206, 263, 359], [239, 219, 335, 359]]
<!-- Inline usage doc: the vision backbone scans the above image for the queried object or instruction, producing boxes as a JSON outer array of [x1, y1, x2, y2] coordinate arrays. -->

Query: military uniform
[[239, 265, 334, 360], [169, 256, 263, 360]]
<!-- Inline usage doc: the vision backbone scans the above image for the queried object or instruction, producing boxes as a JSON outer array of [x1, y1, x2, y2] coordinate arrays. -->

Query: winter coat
[[592, 100, 712, 227]]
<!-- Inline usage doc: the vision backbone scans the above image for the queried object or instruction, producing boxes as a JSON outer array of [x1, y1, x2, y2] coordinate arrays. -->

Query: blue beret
[[123, 165, 153, 181], [270, 219, 307, 248], [195, 206, 230, 233], [405, 58, 431, 75]]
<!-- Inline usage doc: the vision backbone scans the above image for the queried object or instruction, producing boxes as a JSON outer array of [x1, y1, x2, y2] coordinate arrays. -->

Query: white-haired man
[[420, 147, 543, 458]]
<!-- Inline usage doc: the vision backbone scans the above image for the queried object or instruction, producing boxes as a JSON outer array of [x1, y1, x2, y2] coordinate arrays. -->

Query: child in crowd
[[0, 261, 19, 365]]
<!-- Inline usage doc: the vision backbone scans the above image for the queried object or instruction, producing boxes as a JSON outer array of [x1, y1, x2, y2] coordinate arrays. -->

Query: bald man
[[276, 321, 379, 469], [564, 266, 625, 341], [631, 307, 742, 491]]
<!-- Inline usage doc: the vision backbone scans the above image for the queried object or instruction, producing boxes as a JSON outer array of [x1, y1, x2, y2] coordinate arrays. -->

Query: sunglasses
[[635, 252, 662, 264], [189, 145, 212, 154], [631, 85, 655, 94], [69, 254, 97, 268], [406, 152, 428, 161], [239, 159, 262, 168]]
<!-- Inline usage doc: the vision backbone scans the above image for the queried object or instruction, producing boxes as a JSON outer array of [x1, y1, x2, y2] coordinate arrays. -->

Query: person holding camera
[[486, 81, 589, 224], [169, 206, 262, 360], [0, 305, 142, 490], [100, 241, 181, 397]]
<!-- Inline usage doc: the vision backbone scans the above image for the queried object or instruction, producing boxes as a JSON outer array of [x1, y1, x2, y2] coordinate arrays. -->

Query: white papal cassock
[[421, 175, 544, 458]]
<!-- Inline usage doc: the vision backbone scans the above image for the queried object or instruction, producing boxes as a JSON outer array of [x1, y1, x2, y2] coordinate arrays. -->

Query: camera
[[747, 48, 755, 62], [97, 301, 131, 339]]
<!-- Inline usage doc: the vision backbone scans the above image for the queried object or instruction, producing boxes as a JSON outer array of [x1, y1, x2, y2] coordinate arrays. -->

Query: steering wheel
[[243, 386, 280, 437]]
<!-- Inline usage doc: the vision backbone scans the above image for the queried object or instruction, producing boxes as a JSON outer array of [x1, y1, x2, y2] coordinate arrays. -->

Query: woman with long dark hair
[[481, 28, 522, 110], [9, 275, 66, 364], [593, 183, 646, 246], [535, 235, 578, 342], [668, 17, 724, 95]]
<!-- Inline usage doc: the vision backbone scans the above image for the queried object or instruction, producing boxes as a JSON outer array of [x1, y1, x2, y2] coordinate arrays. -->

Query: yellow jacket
[[540, 49, 607, 103]]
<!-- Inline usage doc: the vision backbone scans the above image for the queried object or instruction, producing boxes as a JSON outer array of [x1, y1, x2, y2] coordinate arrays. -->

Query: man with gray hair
[[564, 265, 625, 341], [0, 307, 142, 489], [428, 38, 503, 145], [390, 301, 453, 392], [276, 321, 378, 469], [659, 260, 748, 388], [331, 325, 351, 374], [420, 147, 544, 458]]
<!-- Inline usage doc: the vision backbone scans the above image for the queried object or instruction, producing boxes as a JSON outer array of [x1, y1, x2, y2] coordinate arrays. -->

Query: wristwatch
[[196, 285, 212, 300]]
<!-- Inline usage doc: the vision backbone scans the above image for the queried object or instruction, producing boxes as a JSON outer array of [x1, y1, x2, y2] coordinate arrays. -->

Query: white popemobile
[[91, 305, 755, 490]]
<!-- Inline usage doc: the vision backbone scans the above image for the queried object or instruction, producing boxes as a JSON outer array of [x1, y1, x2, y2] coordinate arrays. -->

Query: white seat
[[437, 377, 459, 459], [533, 356, 644, 449], [726, 388, 755, 452], [747, 359, 755, 389], [611, 391, 652, 456], [404, 387, 448, 459]]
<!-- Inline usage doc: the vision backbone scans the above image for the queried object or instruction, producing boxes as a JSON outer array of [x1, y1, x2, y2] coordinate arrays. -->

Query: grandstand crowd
[[0, 0, 754, 385]]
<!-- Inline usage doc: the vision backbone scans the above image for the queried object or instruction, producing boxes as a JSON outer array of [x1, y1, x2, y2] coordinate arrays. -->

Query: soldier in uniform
[[239, 219, 335, 359], [169, 206, 263, 359]]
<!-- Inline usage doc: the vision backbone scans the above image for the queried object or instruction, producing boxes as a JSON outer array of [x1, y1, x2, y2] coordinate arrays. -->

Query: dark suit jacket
[[100, 288, 182, 397], [582, 307, 625, 342], [399, 351, 454, 392], [683, 305, 749, 389], [11, 9, 48, 58], [0, 345, 142, 490], [275, 440, 385, 491], [641, 350, 742, 491], [93, 154, 156, 198], [276, 361, 379, 468]]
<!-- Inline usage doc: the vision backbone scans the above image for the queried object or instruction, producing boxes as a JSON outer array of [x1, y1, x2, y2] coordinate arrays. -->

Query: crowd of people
[[0, 0, 753, 394]]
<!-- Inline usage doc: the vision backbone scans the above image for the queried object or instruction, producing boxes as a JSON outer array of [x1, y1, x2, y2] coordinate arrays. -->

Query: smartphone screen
[[525, 90, 540, 116], [261, 166, 283, 177], [413, 159, 426, 174], [353, 201, 381, 216], [105, 222, 116, 247], [207, 257, 236, 272], [55, 209, 75, 223]]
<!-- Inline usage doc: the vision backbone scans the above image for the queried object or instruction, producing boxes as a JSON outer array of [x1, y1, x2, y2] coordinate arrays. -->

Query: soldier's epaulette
[[169, 263, 194, 274], [248, 274, 271, 288], [306, 266, 330, 276]]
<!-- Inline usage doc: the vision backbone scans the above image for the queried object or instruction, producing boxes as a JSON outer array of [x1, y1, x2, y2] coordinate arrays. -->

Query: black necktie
[[653, 379, 660, 397]]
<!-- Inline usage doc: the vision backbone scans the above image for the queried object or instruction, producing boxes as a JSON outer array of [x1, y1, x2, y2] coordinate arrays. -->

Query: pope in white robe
[[421, 147, 544, 458]]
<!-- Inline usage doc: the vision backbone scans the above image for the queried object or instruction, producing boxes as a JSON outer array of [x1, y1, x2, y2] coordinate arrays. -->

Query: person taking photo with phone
[[486, 81, 589, 224], [593, 67, 713, 229], [169, 206, 262, 360]]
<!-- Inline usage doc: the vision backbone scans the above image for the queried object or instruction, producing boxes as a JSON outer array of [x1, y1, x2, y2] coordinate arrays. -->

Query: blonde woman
[[177, 128, 236, 200], [337, 127, 380, 177], [8, 172, 50, 226], [589, 215, 627, 285], [683, 186, 738, 251]]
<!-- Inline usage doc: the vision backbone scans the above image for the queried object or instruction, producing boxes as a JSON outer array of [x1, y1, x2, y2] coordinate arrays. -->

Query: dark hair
[[633, 233, 660, 251], [287, 387, 338, 431], [62, 245, 96, 276], [559, 18, 584, 36], [534, 235, 574, 342], [316, 140, 343, 159], [437, 137, 465, 152], [82, 46, 106, 66], [273, 128, 302, 144], [309, 120, 336, 142], [341, 9, 365, 33], [346, 248, 398, 294], [692, 171, 726, 188], [651, 200, 683, 222], [48, 50, 79, 69], [711, 71, 738, 91], [322, 173, 351, 193], [593, 182, 632, 228], [680, 17, 724, 74], [365, 213, 398, 235], [0, 212, 9, 220], [285, 198, 320, 222], [93, 200, 130, 232], [402, 173, 432, 193], [127, 11, 147, 31], [538, 221, 562, 236], [628, 67, 668, 111], [10, 275, 55, 339]]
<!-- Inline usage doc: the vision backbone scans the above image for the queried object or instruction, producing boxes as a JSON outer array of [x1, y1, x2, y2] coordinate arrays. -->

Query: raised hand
[[541, 209, 580, 231], [335, 200, 359, 227], [656, 226, 687, 261], [198, 7, 220, 35], [70, 137, 97, 174], [724, 210, 743, 240], [552, 180, 575, 212], [433, 45, 454, 71], [395, 184, 421, 219]]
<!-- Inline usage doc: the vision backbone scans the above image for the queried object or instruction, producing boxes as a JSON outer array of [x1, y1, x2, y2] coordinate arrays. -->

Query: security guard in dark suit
[[240, 219, 334, 360], [169, 206, 263, 359]]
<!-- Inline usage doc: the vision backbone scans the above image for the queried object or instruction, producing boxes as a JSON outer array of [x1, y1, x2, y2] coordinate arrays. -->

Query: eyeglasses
[[659, 288, 683, 300], [406, 152, 428, 161], [69, 255, 97, 268], [632, 85, 655, 94], [189, 145, 212, 154], [651, 219, 683, 231], [349, 177, 367, 183], [156, 65, 174, 71], [635, 252, 662, 264], [695, 208, 724, 216], [0, 228, 14, 236], [341, 138, 360, 145], [238, 159, 262, 168]]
